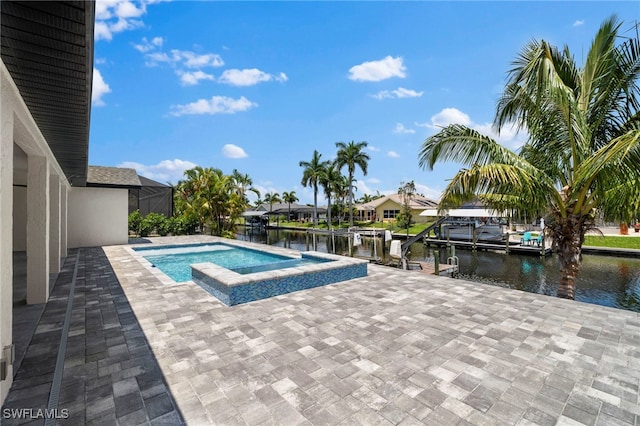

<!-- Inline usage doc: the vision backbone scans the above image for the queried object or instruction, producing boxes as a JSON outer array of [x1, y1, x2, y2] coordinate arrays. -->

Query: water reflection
[[236, 227, 640, 312]]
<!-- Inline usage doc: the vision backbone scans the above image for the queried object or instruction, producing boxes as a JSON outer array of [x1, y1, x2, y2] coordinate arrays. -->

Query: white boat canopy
[[242, 210, 268, 217], [420, 208, 503, 217]]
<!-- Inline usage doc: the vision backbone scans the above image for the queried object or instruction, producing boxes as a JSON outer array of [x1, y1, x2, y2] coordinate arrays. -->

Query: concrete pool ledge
[[192, 251, 369, 305]]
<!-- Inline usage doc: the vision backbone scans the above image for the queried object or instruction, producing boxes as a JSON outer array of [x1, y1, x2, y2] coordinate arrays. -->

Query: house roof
[[357, 194, 438, 211], [1, 1, 95, 186], [86, 166, 141, 189]]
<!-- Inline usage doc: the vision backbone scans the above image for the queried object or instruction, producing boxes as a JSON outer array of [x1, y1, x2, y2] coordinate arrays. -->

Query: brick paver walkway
[[4, 236, 640, 425]]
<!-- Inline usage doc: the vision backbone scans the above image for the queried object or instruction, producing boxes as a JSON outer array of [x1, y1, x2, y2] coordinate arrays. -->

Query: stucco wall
[[68, 187, 128, 248], [375, 199, 430, 223], [12, 186, 27, 251]]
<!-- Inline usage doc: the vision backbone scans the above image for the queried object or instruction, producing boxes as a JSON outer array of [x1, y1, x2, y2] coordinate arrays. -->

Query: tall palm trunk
[[348, 172, 354, 227], [327, 195, 332, 229], [313, 185, 318, 227], [552, 215, 583, 299]]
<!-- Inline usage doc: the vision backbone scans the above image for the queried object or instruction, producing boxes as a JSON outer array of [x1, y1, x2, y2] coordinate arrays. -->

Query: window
[[383, 209, 400, 219]]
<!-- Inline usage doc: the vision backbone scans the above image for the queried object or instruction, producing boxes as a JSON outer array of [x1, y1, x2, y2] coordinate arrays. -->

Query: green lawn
[[584, 235, 640, 249]]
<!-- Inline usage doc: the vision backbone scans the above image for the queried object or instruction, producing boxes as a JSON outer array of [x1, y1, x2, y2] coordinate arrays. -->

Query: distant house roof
[[86, 166, 141, 189], [357, 194, 438, 211]]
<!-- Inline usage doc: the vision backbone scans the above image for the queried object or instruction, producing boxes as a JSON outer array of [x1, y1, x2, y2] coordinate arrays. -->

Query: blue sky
[[90, 1, 639, 204]]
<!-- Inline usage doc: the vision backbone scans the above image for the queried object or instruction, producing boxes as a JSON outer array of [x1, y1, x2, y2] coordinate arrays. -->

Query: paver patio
[[3, 235, 640, 425]]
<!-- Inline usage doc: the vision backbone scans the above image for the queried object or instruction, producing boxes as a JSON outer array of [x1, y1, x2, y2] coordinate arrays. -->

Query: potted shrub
[[620, 222, 629, 235]]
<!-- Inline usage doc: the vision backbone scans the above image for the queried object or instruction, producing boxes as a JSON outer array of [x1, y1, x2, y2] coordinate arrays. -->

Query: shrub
[[139, 218, 153, 237], [167, 215, 198, 235], [128, 210, 143, 236], [157, 220, 171, 236], [220, 230, 236, 239], [396, 206, 413, 230], [145, 213, 167, 234]]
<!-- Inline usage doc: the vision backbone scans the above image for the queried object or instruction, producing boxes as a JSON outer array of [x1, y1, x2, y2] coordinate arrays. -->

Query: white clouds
[[393, 123, 415, 134], [348, 56, 406, 82], [145, 49, 224, 68], [222, 144, 248, 159], [387, 151, 400, 158], [133, 36, 163, 52], [115, 1, 145, 19], [169, 96, 257, 116], [416, 107, 472, 129], [178, 50, 225, 68], [418, 107, 527, 150], [373, 87, 423, 100], [94, 22, 113, 41], [219, 69, 288, 86], [94, 0, 150, 41], [118, 159, 198, 184], [92, 68, 111, 106], [354, 180, 375, 196], [367, 145, 381, 152], [176, 70, 215, 86], [134, 38, 226, 86], [473, 122, 526, 149], [573, 20, 584, 27], [414, 183, 442, 201]]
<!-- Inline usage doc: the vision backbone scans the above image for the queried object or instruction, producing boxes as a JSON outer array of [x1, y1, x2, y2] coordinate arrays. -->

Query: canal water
[[236, 227, 640, 313]]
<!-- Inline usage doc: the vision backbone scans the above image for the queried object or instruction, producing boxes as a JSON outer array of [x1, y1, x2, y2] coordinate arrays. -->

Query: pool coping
[[125, 236, 291, 284], [125, 235, 369, 288], [191, 250, 366, 288]]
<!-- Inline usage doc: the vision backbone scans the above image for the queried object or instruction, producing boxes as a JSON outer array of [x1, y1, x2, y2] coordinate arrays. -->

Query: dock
[[424, 237, 553, 256], [411, 261, 458, 275]]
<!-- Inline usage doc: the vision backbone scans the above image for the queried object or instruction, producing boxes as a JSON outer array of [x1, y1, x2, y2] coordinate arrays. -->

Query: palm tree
[[231, 169, 260, 205], [263, 192, 281, 212], [282, 191, 298, 221], [359, 194, 374, 204], [319, 162, 343, 229], [174, 166, 243, 236], [418, 16, 640, 300], [334, 174, 352, 226], [263, 192, 281, 226], [300, 150, 330, 226], [335, 140, 370, 226]]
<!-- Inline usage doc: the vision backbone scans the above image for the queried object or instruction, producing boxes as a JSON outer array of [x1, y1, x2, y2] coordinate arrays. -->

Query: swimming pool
[[131, 239, 368, 305], [136, 242, 328, 282]]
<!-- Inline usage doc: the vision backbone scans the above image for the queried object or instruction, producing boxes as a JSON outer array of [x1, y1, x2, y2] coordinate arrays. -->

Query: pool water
[[139, 243, 326, 282], [232, 257, 329, 275]]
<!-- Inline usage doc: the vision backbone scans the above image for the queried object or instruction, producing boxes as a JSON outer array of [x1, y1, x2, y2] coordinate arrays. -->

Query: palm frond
[[438, 163, 560, 217], [418, 125, 527, 170]]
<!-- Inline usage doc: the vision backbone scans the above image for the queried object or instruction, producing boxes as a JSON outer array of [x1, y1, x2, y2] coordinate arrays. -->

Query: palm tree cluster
[[174, 167, 259, 237], [419, 16, 640, 299], [299, 141, 370, 227]]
